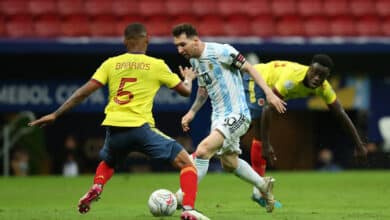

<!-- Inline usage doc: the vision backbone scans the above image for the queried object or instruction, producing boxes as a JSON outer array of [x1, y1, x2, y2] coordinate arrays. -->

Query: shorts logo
[[257, 98, 265, 106], [224, 114, 246, 133]]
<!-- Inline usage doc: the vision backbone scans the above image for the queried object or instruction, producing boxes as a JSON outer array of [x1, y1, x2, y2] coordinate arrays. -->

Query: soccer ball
[[148, 189, 177, 217]]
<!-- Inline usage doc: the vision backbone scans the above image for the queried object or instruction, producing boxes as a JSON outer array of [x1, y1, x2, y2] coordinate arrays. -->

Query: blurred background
[[1, 0, 390, 177]]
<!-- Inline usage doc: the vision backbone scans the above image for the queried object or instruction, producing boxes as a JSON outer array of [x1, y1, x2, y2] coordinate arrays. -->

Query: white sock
[[234, 158, 266, 191], [193, 156, 209, 183], [253, 186, 261, 199], [176, 155, 210, 204]]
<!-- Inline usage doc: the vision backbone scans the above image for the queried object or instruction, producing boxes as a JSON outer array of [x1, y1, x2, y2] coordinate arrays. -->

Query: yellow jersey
[[253, 61, 336, 104], [92, 53, 181, 127]]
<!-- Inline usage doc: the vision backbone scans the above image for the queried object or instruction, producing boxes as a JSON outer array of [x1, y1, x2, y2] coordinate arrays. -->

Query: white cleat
[[181, 209, 210, 220], [260, 176, 276, 213]]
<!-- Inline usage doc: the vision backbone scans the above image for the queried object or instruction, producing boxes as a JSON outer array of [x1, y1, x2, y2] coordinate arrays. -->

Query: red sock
[[93, 161, 114, 186], [250, 139, 266, 176], [180, 165, 198, 209]]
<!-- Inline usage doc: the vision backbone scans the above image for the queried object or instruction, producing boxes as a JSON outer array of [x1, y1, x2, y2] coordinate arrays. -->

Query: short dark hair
[[124, 23, 147, 39], [311, 54, 334, 70], [172, 23, 198, 37]]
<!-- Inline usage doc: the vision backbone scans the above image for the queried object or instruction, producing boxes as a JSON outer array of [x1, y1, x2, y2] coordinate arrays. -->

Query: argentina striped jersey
[[189, 42, 251, 121]]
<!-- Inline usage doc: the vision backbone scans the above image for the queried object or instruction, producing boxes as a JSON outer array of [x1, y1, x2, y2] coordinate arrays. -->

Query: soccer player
[[243, 55, 368, 206], [28, 23, 209, 220], [172, 23, 287, 213]]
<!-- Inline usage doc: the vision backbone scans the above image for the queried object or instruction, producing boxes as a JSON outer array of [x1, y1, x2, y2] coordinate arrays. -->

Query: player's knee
[[194, 146, 211, 160], [221, 161, 235, 172]]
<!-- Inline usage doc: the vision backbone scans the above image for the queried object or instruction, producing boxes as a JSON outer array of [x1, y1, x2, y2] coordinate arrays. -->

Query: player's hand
[[179, 65, 197, 81], [263, 144, 277, 166], [28, 113, 56, 128], [266, 92, 287, 114], [181, 110, 195, 132]]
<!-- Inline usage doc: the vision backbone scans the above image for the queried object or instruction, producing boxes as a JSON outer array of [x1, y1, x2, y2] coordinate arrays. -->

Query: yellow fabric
[[92, 53, 181, 127], [253, 61, 336, 104]]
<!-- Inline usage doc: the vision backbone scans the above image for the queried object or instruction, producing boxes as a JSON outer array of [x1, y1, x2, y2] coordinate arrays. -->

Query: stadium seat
[[165, 0, 192, 16], [198, 15, 224, 36], [57, 0, 85, 16], [171, 15, 198, 29], [224, 15, 251, 36], [61, 15, 90, 37], [217, 0, 244, 16], [250, 15, 276, 37], [112, 0, 139, 16], [1, 0, 29, 16], [304, 16, 330, 36], [276, 15, 305, 36], [356, 16, 382, 36], [0, 16, 5, 37], [323, 0, 350, 17], [297, 0, 323, 17], [192, 0, 217, 16], [144, 15, 171, 36], [375, 0, 390, 17], [381, 16, 390, 36], [85, 0, 113, 16], [139, 0, 166, 17], [34, 15, 61, 37], [330, 16, 356, 36], [116, 16, 145, 36], [28, 0, 57, 16], [350, 0, 375, 16], [5, 15, 34, 38], [271, 0, 297, 17], [244, 0, 271, 17], [90, 15, 117, 37]]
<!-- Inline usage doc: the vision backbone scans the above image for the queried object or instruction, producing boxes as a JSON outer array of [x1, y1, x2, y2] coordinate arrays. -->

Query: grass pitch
[[0, 171, 389, 220]]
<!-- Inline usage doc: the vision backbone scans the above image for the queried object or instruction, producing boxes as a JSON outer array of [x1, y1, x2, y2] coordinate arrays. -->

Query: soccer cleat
[[181, 209, 210, 220], [252, 195, 283, 209], [259, 176, 276, 213], [78, 184, 103, 214]]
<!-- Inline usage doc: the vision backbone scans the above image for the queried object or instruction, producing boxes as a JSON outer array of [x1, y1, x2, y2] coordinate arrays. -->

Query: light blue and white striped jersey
[[189, 42, 251, 121]]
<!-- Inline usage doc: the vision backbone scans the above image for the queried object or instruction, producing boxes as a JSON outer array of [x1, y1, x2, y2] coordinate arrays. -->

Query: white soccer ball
[[148, 189, 177, 217]]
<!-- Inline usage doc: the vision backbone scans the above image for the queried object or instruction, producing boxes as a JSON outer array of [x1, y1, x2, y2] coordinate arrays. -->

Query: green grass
[[0, 171, 389, 220]]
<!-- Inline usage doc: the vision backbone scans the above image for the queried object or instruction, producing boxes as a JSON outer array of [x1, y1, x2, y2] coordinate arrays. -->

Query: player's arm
[[181, 87, 208, 132], [327, 99, 367, 158], [241, 62, 286, 114], [28, 80, 103, 127], [172, 66, 197, 97]]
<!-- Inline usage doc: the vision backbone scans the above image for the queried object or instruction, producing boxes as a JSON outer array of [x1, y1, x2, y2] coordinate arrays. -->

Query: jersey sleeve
[[317, 80, 337, 104], [91, 58, 110, 85], [218, 44, 240, 65], [157, 60, 181, 88]]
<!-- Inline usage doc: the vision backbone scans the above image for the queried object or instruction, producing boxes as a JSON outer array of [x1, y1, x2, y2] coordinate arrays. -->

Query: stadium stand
[[1, 0, 390, 37], [250, 15, 275, 37], [61, 14, 90, 37], [34, 14, 61, 37], [57, 0, 84, 16]]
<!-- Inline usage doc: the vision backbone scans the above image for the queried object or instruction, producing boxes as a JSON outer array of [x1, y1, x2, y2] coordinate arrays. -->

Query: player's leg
[[79, 127, 129, 214], [144, 125, 209, 220], [175, 129, 225, 209], [220, 153, 276, 213], [250, 118, 267, 176]]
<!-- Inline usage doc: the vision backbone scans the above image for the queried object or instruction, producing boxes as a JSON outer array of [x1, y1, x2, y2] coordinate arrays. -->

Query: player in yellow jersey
[[243, 54, 367, 207], [28, 23, 209, 220]]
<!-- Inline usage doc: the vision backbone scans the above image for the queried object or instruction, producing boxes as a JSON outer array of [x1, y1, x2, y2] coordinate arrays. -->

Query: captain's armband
[[230, 53, 246, 70]]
